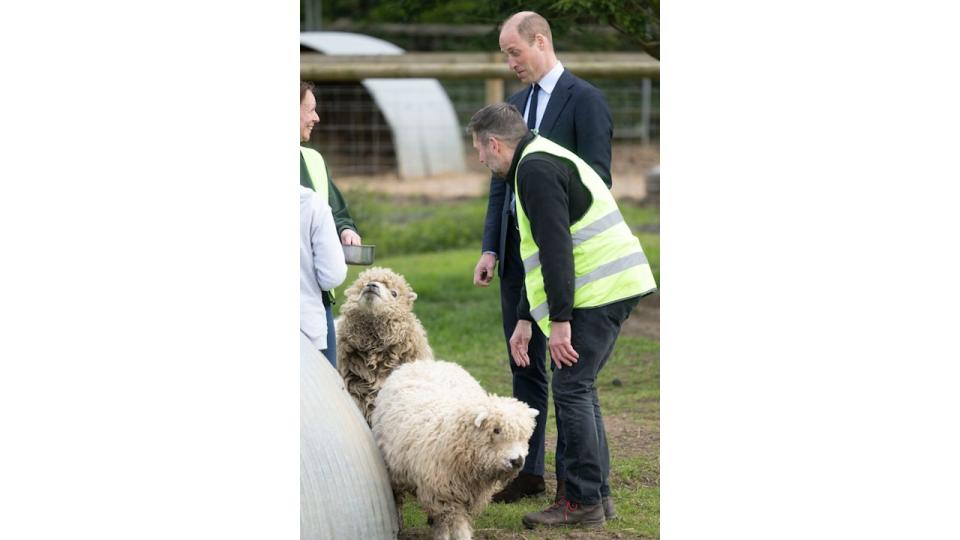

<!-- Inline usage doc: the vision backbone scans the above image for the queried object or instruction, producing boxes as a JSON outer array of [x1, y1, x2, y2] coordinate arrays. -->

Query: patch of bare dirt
[[611, 143, 659, 203], [620, 295, 659, 341], [604, 414, 660, 461], [337, 170, 491, 199], [336, 143, 659, 202]]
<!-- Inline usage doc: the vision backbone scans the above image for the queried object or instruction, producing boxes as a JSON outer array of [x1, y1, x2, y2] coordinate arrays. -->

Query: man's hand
[[473, 252, 497, 287], [509, 320, 533, 367], [340, 229, 361, 246], [548, 321, 579, 369]]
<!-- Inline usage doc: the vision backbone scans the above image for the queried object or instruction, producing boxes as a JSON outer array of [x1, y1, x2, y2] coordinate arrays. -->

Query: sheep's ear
[[473, 410, 488, 428], [527, 408, 539, 419], [408, 291, 418, 302]]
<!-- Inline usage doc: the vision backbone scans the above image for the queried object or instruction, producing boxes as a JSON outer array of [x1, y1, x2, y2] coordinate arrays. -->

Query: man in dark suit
[[473, 11, 614, 504]]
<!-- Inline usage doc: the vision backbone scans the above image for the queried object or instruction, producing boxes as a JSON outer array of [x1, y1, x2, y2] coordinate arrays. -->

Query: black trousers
[[499, 256, 560, 479], [552, 295, 640, 505]]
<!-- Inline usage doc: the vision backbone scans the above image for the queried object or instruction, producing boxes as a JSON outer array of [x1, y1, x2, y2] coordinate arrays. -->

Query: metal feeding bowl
[[343, 244, 376, 265]]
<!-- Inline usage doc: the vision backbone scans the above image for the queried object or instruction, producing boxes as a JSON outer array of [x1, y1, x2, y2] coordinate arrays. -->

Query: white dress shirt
[[523, 62, 565, 131], [300, 186, 347, 350]]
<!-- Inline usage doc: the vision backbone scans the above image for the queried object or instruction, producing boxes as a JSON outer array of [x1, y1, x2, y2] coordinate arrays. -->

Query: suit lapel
[[538, 70, 574, 137], [509, 89, 527, 112]]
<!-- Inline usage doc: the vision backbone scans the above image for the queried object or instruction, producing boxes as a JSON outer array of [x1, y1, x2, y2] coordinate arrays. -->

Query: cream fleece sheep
[[337, 267, 433, 423], [372, 359, 538, 540]]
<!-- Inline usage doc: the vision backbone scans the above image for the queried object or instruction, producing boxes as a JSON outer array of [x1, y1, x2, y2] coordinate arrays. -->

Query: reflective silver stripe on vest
[[523, 254, 540, 275], [522, 210, 626, 274], [576, 251, 649, 288], [530, 302, 550, 323], [528, 251, 650, 322]]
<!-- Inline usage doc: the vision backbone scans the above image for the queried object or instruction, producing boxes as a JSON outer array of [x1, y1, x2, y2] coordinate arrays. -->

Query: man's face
[[472, 134, 510, 178], [300, 90, 319, 142], [499, 25, 547, 85]]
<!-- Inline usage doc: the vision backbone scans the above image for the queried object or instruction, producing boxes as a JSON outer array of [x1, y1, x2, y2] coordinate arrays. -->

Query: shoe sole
[[521, 517, 605, 530], [492, 489, 545, 504]]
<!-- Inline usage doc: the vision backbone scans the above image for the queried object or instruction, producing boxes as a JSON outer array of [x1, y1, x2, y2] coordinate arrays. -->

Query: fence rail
[[300, 52, 659, 81], [301, 52, 659, 177]]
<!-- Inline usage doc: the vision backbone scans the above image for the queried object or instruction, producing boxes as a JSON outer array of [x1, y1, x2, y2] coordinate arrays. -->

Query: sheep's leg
[[428, 514, 450, 540], [466, 486, 496, 517], [425, 508, 472, 540], [392, 489, 405, 530], [418, 488, 473, 540], [438, 509, 472, 540], [421, 502, 457, 540]]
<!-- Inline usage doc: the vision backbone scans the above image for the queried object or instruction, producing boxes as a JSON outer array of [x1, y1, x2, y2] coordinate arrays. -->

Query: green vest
[[300, 146, 329, 205], [515, 136, 658, 337]]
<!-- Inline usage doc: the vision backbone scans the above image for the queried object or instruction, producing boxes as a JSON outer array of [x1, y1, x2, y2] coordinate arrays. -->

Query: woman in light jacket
[[300, 186, 347, 366]]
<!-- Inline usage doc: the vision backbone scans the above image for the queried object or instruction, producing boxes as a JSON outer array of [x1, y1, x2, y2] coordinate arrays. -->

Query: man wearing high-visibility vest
[[301, 81, 362, 366], [467, 103, 657, 530]]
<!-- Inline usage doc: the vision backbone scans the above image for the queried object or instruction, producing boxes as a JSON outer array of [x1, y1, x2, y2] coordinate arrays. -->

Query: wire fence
[[441, 79, 660, 141], [306, 82, 397, 177], [304, 78, 659, 178]]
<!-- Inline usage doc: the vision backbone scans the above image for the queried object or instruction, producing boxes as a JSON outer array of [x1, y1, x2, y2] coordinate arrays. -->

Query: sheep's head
[[342, 267, 418, 318], [469, 396, 538, 477]]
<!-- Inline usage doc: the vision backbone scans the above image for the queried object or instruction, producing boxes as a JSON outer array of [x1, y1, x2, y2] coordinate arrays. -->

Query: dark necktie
[[527, 84, 540, 130], [508, 84, 541, 231]]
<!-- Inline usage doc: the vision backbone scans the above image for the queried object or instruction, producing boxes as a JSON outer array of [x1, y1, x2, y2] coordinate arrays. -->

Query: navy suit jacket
[[481, 69, 613, 276]]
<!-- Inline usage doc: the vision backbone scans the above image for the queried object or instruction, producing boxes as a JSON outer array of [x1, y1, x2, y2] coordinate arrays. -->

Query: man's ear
[[488, 136, 500, 154]]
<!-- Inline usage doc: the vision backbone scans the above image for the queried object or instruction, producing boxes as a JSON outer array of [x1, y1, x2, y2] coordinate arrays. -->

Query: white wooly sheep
[[372, 359, 538, 540]]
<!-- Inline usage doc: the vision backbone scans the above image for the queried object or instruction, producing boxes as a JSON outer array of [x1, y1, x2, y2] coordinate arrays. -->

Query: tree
[[473, 0, 659, 56], [314, 0, 659, 56], [552, 0, 659, 57]]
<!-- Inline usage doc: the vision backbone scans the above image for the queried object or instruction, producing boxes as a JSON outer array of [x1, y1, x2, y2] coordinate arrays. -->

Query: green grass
[[620, 204, 660, 231], [342, 188, 661, 263], [341, 190, 489, 258], [334, 245, 660, 538]]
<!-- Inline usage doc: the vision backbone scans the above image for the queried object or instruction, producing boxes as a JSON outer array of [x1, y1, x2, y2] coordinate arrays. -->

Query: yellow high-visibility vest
[[515, 135, 657, 337], [300, 146, 329, 205]]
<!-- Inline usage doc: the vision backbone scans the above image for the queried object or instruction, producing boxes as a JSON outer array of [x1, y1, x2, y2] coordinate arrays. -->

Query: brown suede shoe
[[554, 481, 616, 519], [522, 499, 605, 529], [491, 472, 545, 503]]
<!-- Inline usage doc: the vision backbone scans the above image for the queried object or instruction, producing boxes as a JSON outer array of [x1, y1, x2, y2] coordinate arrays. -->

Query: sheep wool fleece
[[372, 359, 538, 540]]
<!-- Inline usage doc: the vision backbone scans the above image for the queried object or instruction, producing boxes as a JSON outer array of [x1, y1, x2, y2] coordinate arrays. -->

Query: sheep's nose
[[510, 457, 524, 469]]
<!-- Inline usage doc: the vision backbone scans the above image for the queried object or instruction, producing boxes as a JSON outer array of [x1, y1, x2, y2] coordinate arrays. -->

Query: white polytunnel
[[301, 31, 466, 178], [300, 333, 398, 540]]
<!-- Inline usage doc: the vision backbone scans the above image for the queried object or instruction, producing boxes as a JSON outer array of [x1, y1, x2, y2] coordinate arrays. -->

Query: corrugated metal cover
[[301, 31, 466, 178], [301, 333, 398, 539]]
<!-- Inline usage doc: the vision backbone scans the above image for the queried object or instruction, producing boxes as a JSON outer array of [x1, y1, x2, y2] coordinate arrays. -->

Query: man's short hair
[[512, 12, 552, 45], [466, 103, 528, 147]]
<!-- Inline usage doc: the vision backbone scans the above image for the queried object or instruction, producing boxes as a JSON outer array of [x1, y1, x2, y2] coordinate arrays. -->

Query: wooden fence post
[[485, 78, 504, 104]]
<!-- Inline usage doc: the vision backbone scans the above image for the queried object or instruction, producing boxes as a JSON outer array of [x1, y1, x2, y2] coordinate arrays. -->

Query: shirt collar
[[536, 62, 564, 94]]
